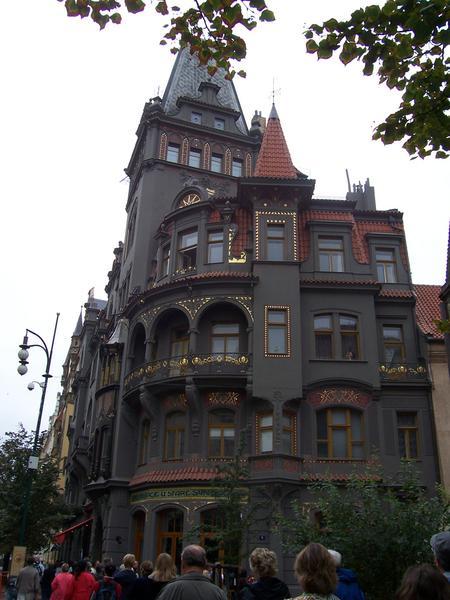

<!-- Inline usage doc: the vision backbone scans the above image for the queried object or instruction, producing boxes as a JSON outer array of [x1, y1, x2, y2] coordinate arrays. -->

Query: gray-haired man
[[431, 531, 450, 583]]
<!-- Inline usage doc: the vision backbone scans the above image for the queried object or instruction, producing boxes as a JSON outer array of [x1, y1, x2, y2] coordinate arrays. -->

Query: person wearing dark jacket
[[239, 548, 290, 600], [113, 555, 137, 600], [328, 550, 365, 600]]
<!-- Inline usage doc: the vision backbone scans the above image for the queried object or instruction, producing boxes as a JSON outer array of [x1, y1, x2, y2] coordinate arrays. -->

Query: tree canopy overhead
[[57, 0, 449, 159]]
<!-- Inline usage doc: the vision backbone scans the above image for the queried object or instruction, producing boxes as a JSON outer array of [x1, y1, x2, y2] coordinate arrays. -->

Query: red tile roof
[[301, 278, 378, 287], [413, 284, 444, 340], [253, 104, 298, 179], [378, 288, 415, 298], [130, 467, 217, 487]]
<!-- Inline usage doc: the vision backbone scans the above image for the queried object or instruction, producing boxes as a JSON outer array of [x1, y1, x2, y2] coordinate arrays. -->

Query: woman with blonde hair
[[238, 547, 290, 600], [292, 543, 339, 600], [147, 553, 176, 598]]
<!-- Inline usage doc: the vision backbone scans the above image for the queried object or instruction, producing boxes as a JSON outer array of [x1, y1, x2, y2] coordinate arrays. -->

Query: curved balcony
[[379, 362, 428, 383], [124, 353, 251, 394]]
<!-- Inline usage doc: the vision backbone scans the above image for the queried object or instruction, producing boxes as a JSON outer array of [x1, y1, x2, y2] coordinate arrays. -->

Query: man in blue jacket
[[328, 550, 365, 600], [431, 531, 450, 583]]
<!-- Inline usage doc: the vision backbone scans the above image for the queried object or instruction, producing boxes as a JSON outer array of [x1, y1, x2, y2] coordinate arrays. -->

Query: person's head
[[181, 545, 207, 574], [294, 543, 338, 595], [74, 561, 88, 577], [104, 564, 116, 578], [140, 561, 153, 577], [26, 557, 34, 566], [328, 550, 342, 568], [61, 563, 70, 573], [122, 554, 136, 570], [431, 532, 450, 573], [153, 553, 176, 582], [396, 564, 450, 600], [249, 548, 278, 579]]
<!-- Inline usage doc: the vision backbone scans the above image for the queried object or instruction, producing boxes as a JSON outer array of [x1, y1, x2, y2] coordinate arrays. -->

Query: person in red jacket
[[70, 561, 99, 600], [50, 564, 74, 600]]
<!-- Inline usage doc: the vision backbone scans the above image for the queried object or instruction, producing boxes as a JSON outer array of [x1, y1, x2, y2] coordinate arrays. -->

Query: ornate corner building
[[59, 50, 441, 574]]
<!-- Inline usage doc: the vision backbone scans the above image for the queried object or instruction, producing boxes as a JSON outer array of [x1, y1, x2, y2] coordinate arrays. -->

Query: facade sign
[[130, 486, 248, 504]]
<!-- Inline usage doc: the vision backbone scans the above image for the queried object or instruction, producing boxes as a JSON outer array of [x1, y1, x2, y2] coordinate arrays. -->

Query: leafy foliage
[[0, 426, 71, 555], [305, 0, 450, 159], [187, 435, 265, 565], [56, 0, 275, 79], [277, 461, 450, 600], [435, 318, 450, 334]]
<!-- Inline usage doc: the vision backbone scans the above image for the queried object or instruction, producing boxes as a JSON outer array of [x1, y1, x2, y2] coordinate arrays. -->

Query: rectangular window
[[383, 325, 405, 364], [211, 323, 239, 356], [281, 412, 297, 454], [314, 315, 333, 359], [191, 112, 202, 124], [207, 230, 224, 263], [232, 158, 243, 177], [208, 410, 235, 457], [318, 237, 344, 272], [257, 413, 273, 453], [211, 153, 223, 173], [340, 315, 359, 359], [214, 117, 225, 130], [317, 408, 364, 459], [160, 244, 170, 277], [177, 229, 198, 271], [265, 307, 290, 356], [376, 248, 397, 283], [188, 148, 202, 168], [167, 143, 180, 163], [397, 412, 419, 458], [266, 223, 285, 260]]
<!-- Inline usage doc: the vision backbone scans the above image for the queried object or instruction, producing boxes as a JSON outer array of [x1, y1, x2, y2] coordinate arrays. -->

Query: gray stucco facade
[[61, 49, 439, 578]]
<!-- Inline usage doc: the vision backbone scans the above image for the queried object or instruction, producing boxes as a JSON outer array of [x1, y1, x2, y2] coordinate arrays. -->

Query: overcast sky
[[1, 1, 448, 439]]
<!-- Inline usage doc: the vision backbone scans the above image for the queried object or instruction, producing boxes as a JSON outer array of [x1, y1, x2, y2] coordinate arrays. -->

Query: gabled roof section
[[162, 48, 247, 134], [73, 310, 83, 337], [413, 284, 444, 340], [253, 103, 298, 179]]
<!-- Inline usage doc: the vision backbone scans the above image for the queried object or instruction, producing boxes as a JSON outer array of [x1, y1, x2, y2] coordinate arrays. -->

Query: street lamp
[[16, 313, 60, 547]]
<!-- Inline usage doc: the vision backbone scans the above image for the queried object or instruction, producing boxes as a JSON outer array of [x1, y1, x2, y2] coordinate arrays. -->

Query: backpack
[[96, 581, 117, 600]]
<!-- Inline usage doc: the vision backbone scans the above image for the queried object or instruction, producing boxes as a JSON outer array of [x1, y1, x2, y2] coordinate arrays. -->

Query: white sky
[[1, 1, 449, 439]]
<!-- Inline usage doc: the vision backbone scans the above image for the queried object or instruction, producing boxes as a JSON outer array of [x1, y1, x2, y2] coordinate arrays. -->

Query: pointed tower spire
[[253, 103, 298, 179], [73, 309, 83, 337]]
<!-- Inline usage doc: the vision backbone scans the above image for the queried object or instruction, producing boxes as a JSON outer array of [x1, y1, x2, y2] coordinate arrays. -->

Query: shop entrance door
[[157, 509, 183, 570]]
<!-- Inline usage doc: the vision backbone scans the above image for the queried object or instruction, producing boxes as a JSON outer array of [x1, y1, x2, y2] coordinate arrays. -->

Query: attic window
[[191, 112, 202, 124], [214, 118, 225, 130]]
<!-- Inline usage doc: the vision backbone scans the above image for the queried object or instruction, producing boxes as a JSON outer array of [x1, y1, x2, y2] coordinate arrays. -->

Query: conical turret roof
[[73, 309, 83, 337], [253, 103, 298, 179]]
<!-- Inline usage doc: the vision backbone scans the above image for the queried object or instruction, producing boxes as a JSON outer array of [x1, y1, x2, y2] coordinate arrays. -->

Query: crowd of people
[[12, 530, 450, 600]]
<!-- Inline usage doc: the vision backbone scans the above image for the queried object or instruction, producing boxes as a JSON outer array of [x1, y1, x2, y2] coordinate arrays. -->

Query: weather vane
[[270, 77, 281, 104]]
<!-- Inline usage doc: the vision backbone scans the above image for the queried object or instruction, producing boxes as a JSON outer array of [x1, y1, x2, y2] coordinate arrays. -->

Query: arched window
[[316, 408, 364, 459], [138, 419, 150, 465], [164, 412, 185, 460], [208, 409, 235, 457]]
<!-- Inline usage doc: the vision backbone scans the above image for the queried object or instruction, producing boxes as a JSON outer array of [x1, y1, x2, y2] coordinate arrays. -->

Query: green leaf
[[260, 9, 275, 22], [306, 39, 319, 54]]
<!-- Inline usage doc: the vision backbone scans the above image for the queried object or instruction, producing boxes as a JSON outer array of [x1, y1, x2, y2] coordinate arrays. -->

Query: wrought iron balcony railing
[[378, 362, 428, 382], [124, 352, 250, 393]]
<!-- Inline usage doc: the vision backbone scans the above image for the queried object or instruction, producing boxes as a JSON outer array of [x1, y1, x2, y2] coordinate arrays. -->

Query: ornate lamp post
[[16, 313, 60, 546]]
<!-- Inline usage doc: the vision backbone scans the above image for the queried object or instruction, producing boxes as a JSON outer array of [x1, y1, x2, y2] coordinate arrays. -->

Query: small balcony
[[124, 352, 250, 394], [378, 362, 428, 383]]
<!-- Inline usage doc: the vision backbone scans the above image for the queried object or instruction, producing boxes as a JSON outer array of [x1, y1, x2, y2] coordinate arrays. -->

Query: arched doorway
[[132, 511, 146, 563], [156, 508, 183, 569]]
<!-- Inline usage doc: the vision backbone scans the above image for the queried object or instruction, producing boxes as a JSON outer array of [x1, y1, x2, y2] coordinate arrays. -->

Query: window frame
[[256, 411, 274, 454], [318, 237, 345, 272], [167, 143, 180, 163], [160, 243, 171, 278], [191, 111, 202, 124], [208, 409, 236, 458], [397, 412, 419, 459], [211, 153, 223, 173], [176, 228, 198, 272], [265, 306, 291, 358], [266, 222, 286, 261], [164, 412, 185, 461], [316, 408, 365, 460], [339, 314, 360, 360], [314, 314, 333, 359], [232, 158, 243, 177], [382, 325, 405, 364], [313, 313, 361, 360], [214, 117, 225, 130], [210, 322, 239, 356], [188, 148, 202, 168], [207, 230, 224, 264], [281, 411, 297, 455], [375, 248, 397, 283], [138, 419, 150, 465]]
